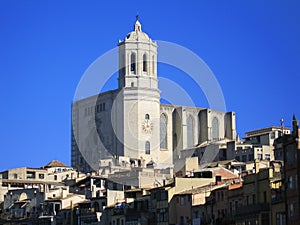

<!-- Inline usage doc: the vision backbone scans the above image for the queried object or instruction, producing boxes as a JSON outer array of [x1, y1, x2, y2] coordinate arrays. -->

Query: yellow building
[[235, 160, 284, 225]]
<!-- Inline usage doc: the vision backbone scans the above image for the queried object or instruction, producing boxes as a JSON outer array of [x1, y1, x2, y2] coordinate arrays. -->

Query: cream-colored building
[[71, 18, 237, 173], [227, 126, 290, 164]]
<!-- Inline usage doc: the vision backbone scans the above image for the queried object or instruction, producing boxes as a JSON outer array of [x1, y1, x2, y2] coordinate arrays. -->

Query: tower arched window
[[145, 141, 150, 155], [145, 114, 150, 120], [212, 117, 219, 141], [130, 53, 136, 74], [143, 53, 148, 72], [160, 114, 167, 149], [187, 115, 194, 147]]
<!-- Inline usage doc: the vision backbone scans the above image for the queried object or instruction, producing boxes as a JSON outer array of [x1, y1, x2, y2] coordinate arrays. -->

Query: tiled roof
[[43, 160, 69, 168]]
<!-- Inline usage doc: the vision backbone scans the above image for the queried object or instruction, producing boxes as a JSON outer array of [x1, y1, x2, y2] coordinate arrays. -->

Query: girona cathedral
[[71, 18, 237, 174]]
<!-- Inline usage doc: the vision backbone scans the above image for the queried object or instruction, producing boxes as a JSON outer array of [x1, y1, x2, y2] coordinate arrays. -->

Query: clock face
[[142, 119, 153, 134]]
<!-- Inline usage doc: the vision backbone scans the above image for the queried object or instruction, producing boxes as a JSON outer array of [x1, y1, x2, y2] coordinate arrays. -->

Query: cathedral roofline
[[160, 103, 235, 114], [72, 88, 120, 104]]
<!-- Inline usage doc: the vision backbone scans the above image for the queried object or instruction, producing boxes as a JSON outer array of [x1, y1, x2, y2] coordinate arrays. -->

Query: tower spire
[[134, 15, 141, 32]]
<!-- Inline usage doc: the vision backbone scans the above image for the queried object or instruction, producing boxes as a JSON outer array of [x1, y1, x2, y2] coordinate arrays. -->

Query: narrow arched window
[[145, 141, 150, 154], [160, 114, 167, 149], [212, 117, 219, 141], [145, 114, 150, 120], [187, 115, 194, 147], [143, 53, 147, 72], [130, 53, 136, 74]]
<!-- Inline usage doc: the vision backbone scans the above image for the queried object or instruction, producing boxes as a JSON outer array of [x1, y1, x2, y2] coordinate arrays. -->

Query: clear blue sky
[[0, 1, 299, 171]]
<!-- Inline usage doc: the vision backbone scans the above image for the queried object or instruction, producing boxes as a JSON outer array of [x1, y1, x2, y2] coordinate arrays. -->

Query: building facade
[[274, 115, 300, 225], [226, 126, 290, 164], [71, 18, 237, 173]]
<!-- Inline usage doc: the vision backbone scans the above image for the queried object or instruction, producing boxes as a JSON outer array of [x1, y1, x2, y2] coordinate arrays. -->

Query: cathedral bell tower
[[116, 17, 160, 164], [118, 17, 158, 89]]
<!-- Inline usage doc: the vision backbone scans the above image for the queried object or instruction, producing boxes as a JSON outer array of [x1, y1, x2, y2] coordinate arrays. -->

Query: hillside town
[[1, 18, 299, 225], [0, 117, 299, 225]]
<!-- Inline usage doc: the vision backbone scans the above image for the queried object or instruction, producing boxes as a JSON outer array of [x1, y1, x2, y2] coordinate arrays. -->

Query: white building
[[71, 18, 237, 173]]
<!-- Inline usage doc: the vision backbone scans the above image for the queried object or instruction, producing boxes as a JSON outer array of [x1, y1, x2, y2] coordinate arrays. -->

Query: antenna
[[280, 118, 284, 134]]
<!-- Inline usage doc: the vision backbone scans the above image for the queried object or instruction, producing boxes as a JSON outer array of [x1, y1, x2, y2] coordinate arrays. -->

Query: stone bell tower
[[115, 17, 161, 165]]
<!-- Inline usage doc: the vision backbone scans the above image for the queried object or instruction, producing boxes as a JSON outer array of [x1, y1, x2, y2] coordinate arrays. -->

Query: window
[[130, 53, 136, 73], [249, 154, 254, 161], [242, 155, 247, 162], [180, 196, 186, 205], [270, 132, 275, 139], [180, 216, 184, 225], [157, 208, 168, 222], [143, 53, 147, 72], [160, 114, 167, 149], [276, 212, 286, 225], [286, 145, 297, 165], [54, 175, 57, 180], [288, 203, 298, 219], [54, 203, 61, 213], [161, 191, 168, 201], [257, 153, 262, 160], [145, 141, 150, 154], [102, 103, 105, 111], [145, 114, 150, 120], [212, 117, 219, 140], [26, 171, 36, 179], [265, 154, 271, 160], [187, 115, 194, 147], [39, 174, 45, 179], [288, 175, 298, 189], [93, 202, 100, 212]]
